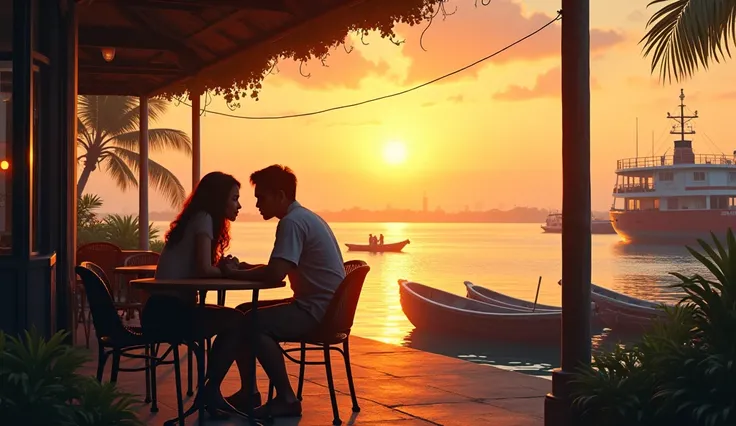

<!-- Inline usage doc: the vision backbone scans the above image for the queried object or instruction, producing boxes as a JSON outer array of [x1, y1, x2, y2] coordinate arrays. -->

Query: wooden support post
[[191, 91, 201, 190], [138, 97, 149, 250], [544, 1, 592, 425]]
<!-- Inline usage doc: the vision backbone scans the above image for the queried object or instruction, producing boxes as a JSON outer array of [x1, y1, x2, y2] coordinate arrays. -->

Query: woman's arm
[[194, 233, 222, 277]]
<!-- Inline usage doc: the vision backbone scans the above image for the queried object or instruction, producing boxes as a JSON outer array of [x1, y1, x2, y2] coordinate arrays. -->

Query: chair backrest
[[344, 259, 367, 276], [75, 265, 128, 340], [124, 252, 160, 266], [80, 261, 112, 289], [77, 242, 122, 283], [319, 260, 370, 335]]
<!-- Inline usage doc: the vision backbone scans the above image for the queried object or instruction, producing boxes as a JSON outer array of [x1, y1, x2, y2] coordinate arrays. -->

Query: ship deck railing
[[617, 154, 736, 170], [613, 184, 656, 193]]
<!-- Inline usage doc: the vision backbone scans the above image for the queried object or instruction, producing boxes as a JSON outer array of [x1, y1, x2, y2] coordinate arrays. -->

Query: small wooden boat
[[399, 280, 561, 344], [464, 281, 560, 311], [345, 239, 410, 253], [557, 279, 670, 332], [589, 283, 669, 332]]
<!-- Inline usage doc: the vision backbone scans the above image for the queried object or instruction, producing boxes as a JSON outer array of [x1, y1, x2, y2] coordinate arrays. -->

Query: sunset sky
[[83, 0, 736, 215]]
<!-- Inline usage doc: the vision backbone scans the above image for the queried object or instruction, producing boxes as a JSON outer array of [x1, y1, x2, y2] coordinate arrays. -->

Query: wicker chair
[[76, 265, 202, 419], [267, 260, 370, 425], [75, 243, 124, 347], [121, 252, 160, 319]]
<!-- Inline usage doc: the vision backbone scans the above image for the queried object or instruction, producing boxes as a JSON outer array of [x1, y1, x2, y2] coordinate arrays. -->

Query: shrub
[[0, 328, 142, 426], [572, 230, 736, 426]]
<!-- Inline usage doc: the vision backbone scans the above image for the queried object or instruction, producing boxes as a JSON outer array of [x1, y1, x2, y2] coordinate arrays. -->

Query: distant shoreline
[[140, 207, 611, 224]]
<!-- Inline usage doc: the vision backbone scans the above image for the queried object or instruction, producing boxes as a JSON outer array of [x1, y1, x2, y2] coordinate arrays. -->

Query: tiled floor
[[77, 331, 547, 425]]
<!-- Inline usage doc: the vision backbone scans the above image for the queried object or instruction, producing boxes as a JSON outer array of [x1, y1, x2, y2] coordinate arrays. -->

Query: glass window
[[0, 62, 11, 254]]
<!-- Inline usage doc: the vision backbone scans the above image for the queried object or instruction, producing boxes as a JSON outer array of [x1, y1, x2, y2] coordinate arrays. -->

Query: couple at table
[[141, 164, 345, 419]]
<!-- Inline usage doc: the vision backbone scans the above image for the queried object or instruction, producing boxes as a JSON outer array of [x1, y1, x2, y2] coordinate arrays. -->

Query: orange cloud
[[398, 1, 624, 84], [493, 67, 600, 101], [267, 1, 624, 89]]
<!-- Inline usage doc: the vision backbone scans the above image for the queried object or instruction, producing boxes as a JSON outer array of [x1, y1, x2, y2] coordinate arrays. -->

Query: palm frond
[[641, 0, 736, 83], [77, 95, 140, 138], [111, 128, 192, 155], [103, 154, 138, 192], [146, 98, 172, 121], [77, 118, 96, 153], [111, 147, 186, 208]]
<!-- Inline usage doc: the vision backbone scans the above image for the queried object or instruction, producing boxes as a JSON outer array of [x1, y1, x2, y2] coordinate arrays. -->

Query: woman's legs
[[197, 304, 248, 405], [222, 299, 292, 408]]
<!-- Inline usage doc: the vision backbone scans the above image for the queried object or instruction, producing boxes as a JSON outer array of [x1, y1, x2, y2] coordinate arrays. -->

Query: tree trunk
[[76, 155, 97, 197]]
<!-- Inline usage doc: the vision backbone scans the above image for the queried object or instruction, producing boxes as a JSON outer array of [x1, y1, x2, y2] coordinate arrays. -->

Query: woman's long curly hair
[[165, 172, 240, 263]]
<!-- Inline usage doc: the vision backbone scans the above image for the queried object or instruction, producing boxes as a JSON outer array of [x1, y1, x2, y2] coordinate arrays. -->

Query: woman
[[141, 172, 247, 417]]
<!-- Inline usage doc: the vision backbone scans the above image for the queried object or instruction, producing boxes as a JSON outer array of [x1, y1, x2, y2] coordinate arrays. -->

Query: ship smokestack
[[673, 139, 695, 164]]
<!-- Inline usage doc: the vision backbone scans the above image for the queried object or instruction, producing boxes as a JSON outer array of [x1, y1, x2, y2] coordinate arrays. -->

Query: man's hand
[[218, 261, 236, 276]]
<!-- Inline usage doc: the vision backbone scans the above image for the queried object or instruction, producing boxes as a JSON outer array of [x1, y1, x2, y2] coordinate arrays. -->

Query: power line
[[173, 11, 562, 120]]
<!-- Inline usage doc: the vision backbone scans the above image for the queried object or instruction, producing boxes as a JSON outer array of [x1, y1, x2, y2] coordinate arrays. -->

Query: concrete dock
[[78, 333, 547, 425]]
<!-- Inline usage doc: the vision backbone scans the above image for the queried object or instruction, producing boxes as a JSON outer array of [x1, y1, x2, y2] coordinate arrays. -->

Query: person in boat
[[379, 233, 384, 245], [368, 233, 375, 246], [201, 164, 346, 419], [142, 171, 247, 417]]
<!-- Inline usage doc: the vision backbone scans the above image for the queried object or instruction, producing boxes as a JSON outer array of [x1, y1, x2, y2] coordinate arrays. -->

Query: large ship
[[610, 89, 736, 244]]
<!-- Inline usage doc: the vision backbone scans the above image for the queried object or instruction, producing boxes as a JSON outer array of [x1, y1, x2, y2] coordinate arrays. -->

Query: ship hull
[[610, 210, 736, 244]]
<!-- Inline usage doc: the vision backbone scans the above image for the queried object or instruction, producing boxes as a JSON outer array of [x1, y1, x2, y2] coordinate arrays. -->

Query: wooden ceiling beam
[[79, 27, 181, 51], [116, 5, 202, 72], [80, 60, 184, 76], [123, 0, 291, 13], [78, 83, 158, 96]]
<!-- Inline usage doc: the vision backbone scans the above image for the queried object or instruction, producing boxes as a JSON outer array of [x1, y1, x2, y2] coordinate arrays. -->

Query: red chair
[[122, 252, 160, 319], [75, 242, 123, 347]]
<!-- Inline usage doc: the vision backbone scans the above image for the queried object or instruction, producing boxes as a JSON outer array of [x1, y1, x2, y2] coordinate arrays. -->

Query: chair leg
[[268, 381, 275, 402], [96, 345, 108, 382], [187, 346, 194, 396], [172, 345, 185, 426], [144, 345, 152, 404], [323, 345, 341, 425], [342, 340, 360, 412], [110, 351, 121, 383], [296, 343, 306, 401], [150, 344, 160, 413], [194, 342, 206, 422], [81, 292, 91, 349]]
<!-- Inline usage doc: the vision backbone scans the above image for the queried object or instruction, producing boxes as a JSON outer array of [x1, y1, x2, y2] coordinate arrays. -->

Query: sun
[[383, 141, 408, 165]]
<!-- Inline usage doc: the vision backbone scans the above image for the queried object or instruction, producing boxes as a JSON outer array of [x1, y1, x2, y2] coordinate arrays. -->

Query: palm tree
[[76, 95, 192, 208], [641, 0, 736, 82]]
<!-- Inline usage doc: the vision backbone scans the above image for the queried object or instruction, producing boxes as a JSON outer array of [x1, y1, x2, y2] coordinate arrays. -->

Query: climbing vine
[[162, 0, 488, 103]]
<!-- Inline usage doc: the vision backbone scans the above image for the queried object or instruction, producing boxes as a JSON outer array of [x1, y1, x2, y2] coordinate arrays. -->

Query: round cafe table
[[115, 264, 157, 275], [130, 278, 286, 426]]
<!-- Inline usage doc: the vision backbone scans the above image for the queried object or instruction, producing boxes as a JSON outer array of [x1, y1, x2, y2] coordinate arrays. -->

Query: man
[[202, 164, 345, 419]]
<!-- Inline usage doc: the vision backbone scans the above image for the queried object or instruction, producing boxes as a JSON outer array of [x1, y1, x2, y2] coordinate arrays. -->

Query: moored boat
[[463, 281, 560, 311], [589, 283, 669, 332], [398, 280, 561, 344], [541, 212, 616, 234], [557, 279, 670, 332], [345, 239, 410, 253]]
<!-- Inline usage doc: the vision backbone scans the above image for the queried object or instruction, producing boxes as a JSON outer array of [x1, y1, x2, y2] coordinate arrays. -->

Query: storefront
[[0, 0, 77, 338]]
